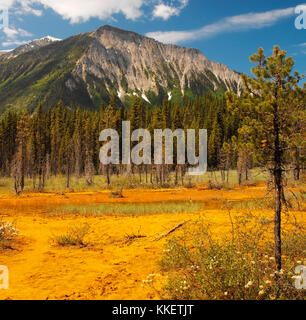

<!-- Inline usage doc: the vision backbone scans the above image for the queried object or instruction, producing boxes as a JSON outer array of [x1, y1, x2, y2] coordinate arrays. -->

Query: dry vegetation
[[0, 219, 19, 250], [155, 213, 305, 300], [0, 172, 305, 300]]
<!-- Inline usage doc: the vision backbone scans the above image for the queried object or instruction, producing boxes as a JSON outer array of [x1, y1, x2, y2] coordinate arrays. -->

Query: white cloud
[[153, 4, 179, 20], [295, 43, 306, 55], [1, 0, 190, 23], [147, 7, 296, 43], [40, 0, 147, 22], [2, 39, 29, 47], [2, 0, 147, 22], [0, 0, 15, 7], [153, 1, 188, 20], [2, 27, 19, 39], [3, 26, 32, 39], [14, 0, 43, 16], [1, 24, 32, 48], [1, 0, 148, 48], [0, 0, 41, 15], [8, 0, 146, 22]]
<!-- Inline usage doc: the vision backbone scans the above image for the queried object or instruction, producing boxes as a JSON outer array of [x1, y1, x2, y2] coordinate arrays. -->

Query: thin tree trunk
[[150, 165, 153, 184], [273, 103, 282, 272], [21, 144, 26, 191], [139, 166, 142, 183], [38, 170, 43, 192], [221, 169, 225, 183], [33, 175, 36, 189], [238, 171, 242, 186], [66, 165, 70, 188], [107, 164, 111, 186], [274, 168, 282, 272], [292, 148, 300, 181], [180, 166, 183, 186], [14, 177, 19, 195]]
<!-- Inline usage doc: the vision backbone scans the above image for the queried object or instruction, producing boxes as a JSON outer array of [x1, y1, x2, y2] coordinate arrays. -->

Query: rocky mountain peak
[[0, 35, 61, 59], [0, 25, 242, 112], [72, 25, 242, 102]]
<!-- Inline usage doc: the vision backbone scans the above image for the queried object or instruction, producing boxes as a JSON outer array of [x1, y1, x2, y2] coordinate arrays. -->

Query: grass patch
[[229, 198, 275, 210], [0, 168, 269, 194], [52, 224, 90, 247], [228, 190, 305, 211], [50, 201, 205, 216]]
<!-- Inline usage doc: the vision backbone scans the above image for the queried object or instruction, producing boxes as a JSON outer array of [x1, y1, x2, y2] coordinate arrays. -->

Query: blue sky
[[0, 0, 305, 76]]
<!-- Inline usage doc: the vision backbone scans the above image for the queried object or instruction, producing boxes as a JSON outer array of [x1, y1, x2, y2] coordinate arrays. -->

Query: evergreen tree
[[73, 109, 83, 178], [31, 103, 46, 191], [226, 46, 306, 273], [13, 111, 30, 193]]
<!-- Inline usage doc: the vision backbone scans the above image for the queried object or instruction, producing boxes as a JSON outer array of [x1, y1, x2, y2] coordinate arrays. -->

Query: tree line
[[0, 92, 241, 191]]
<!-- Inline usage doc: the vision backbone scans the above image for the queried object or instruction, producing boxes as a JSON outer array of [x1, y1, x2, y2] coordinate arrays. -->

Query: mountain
[[0, 36, 61, 60], [0, 50, 11, 55], [0, 26, 242, 113]]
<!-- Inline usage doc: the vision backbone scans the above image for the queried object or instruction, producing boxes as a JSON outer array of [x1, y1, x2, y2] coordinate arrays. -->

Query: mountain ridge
[[0, 25, 242, 113], [0, 36, 61, 59]]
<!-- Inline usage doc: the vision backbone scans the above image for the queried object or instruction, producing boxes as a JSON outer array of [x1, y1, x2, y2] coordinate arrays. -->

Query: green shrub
[[0, 219, 19, 241], [158, 214, 305, 300], [53, 223, 90, 247]]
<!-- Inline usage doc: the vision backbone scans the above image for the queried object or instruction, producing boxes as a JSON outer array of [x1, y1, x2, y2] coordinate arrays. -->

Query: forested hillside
[[0, 92, 246, 192]]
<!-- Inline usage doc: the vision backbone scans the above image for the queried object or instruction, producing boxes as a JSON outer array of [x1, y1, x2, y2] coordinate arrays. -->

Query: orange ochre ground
[[0, 185, 303, 300]]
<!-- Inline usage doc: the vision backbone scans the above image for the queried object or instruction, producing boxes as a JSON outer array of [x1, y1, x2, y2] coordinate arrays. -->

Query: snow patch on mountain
[[41, 36, 62, 42], [141, 93, 151, 104], [168, 92, 172, 101]]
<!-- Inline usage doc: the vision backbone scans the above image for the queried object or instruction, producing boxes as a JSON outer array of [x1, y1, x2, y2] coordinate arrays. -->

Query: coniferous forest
[[1, 86, 304, 194], [0, 92, 246, 192]]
